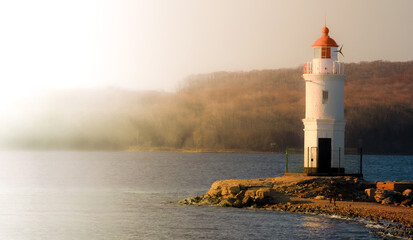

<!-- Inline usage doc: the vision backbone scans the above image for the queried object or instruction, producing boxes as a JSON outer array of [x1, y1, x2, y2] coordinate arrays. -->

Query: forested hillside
[[3, 61, 413, 154]]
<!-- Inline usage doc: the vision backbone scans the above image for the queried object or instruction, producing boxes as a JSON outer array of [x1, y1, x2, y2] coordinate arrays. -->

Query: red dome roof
[[312, 26, 338, 47]]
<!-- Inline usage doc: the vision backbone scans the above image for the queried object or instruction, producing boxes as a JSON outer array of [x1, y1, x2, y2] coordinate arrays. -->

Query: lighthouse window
[[322, 90, 329, 104], [314, 48, 321, 58], [321, 48, 331, 58]]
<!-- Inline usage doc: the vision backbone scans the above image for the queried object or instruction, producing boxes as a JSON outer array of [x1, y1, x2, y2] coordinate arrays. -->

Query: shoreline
[[179, 176, 413, 239], [125, 148, 413, 156], [125, 146, 278, 154]]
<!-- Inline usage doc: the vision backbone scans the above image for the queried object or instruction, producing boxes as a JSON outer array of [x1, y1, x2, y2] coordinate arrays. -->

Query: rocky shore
[[179, 176, 413, 239]]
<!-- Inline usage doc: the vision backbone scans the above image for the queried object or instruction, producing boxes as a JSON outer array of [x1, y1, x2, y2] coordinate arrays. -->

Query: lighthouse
[[302, 25, 346, 174]]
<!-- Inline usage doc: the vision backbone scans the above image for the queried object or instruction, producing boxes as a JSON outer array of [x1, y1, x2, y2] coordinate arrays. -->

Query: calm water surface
[[0, 152, 411, 239]]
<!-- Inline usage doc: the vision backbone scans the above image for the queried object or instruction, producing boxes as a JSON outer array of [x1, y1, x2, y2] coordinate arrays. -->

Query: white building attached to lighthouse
[[302, 25, 346, 174]]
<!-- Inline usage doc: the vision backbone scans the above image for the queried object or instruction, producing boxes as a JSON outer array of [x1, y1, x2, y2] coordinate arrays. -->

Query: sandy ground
[[283, 196, 413, 225]]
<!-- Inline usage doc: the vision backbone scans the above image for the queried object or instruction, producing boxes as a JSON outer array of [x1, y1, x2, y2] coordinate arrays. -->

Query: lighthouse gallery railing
[[303, 61, 344, 75]]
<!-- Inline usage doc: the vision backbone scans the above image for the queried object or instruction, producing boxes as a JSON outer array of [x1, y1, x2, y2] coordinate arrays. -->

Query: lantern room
[[313, 27, 338, 61], [303, 26, 344, 75]]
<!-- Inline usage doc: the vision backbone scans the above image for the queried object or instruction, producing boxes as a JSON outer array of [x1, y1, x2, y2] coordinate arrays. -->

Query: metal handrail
[[303, 61, 344, 75]]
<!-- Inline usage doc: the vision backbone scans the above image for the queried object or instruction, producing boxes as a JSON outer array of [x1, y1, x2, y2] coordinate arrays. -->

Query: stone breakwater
[[179, 176, 413, 239]]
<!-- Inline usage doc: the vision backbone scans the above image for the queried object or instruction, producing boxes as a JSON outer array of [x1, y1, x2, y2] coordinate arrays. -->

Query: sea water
[[0, 152, 411, 239]]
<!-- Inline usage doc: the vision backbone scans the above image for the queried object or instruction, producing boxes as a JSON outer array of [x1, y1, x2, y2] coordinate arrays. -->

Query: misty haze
[[2, 61, 412, 154], [0, 1, 412, 240]]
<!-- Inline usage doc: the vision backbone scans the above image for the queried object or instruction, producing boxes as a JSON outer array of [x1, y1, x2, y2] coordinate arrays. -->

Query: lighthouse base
[[304, 167, 346, 175], [284, 172, 364, 178]]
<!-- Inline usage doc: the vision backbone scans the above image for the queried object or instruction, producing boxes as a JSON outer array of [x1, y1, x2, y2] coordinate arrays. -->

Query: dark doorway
[[318, 138, 331, 173]]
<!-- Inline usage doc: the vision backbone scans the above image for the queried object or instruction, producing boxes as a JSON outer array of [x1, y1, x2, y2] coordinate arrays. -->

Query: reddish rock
[[377, 181, 413, 192]]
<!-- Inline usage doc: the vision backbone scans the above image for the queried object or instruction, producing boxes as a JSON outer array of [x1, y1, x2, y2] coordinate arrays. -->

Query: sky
[[0, 0, 412, 104]]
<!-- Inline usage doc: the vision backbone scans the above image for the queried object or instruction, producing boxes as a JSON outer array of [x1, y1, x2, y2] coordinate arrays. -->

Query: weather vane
[[334, 45, 344, 57]]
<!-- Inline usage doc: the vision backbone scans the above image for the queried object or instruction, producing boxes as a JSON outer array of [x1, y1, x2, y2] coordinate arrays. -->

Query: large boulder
[[244, 190, 256, 199], [232, 199, 243, 208], [254, 188, 273, 206], [365, 188, 376, 201], [402, 189, 412, 198], [255, 188, 271, 199], [381, 197, 394, 205], [242, 190, 256, 206], [374, 189, 403, 203], [218, 199, 233, 207], [400, 198, 413, 207], [205, 181, 223, 198], [228, 185, 241, 195], [206, 181, 242, 199]]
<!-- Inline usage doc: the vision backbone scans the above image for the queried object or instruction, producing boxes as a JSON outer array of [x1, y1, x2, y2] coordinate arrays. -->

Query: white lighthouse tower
[[302, 25, 346, 174]]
